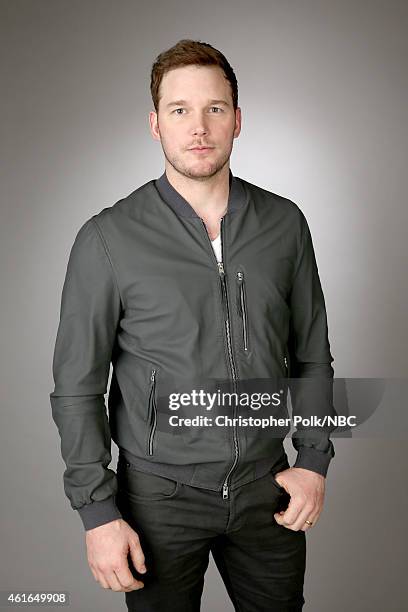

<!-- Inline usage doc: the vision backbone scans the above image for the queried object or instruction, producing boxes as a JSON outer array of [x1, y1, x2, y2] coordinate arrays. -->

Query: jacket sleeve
[[287, 206, 336, 478], [50, 216, 124, 531]]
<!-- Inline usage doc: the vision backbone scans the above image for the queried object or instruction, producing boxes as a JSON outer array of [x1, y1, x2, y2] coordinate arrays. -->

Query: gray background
[[1, 0, 407, 610]]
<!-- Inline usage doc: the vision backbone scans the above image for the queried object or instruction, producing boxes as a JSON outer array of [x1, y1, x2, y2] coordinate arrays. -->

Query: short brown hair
[[150, 39, 238, 113]]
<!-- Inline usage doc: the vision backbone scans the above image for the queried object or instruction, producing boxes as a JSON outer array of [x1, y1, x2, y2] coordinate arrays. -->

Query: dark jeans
[[116, 456, 306, 612]]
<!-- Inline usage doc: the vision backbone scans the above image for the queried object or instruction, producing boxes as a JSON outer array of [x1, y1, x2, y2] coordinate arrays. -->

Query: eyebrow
[[165, 99, 230, 108]]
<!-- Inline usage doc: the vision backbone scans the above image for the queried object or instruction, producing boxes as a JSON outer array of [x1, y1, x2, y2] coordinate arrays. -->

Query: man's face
[[149, 65, 241, 180]]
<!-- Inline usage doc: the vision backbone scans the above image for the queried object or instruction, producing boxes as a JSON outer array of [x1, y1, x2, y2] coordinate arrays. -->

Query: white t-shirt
[[211, 233, 222, 263]]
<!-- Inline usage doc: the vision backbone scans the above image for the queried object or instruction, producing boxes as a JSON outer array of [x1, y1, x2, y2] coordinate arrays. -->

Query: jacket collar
[[154, 168, 247, 218]]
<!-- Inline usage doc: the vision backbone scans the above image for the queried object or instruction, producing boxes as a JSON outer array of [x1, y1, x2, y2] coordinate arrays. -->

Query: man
[[50, 39, 335, 611]]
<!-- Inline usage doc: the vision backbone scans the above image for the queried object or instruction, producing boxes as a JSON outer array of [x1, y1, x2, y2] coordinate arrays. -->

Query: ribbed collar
[[154, 168, 247, 218]]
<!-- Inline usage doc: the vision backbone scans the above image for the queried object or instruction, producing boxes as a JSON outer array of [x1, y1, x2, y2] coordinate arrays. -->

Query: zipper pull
[[151, 369, 156, 382], [222, 482, 229, 499], [218, 262, 225, 276], [236, 271, 244, 316]]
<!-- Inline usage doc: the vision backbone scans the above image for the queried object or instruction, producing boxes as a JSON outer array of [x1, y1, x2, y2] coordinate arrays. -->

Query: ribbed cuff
[[77, 495, 123, 531], [293, 445, 334, 477]]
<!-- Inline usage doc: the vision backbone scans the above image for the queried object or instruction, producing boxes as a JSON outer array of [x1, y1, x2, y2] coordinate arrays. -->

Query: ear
[[149, 110, 161, 141], [234, 107, 242, 138]]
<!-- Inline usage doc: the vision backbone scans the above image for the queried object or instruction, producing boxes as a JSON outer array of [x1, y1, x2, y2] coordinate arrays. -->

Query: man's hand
[[273, 467, 326, 532], [86, 518, 147, 591]]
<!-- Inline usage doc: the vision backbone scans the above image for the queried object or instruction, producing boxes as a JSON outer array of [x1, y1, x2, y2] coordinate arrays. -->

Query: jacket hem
[[118, 447, 290, 491]]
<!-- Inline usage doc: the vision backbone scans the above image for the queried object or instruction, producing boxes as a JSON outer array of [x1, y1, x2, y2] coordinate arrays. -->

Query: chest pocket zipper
[[236, 271, 249, 352], [146, 369, 157, 456]]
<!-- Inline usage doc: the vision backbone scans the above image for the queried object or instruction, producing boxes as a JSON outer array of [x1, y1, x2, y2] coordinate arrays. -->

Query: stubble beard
[[161, 140, 233, 182]]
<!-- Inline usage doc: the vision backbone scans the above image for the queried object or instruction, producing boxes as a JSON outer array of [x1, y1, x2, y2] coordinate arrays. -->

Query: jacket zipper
[[236, 271, 249, 351], [284, 356, 288, 377], [200, 217, 240, 500], [147, 368, 157, 456]]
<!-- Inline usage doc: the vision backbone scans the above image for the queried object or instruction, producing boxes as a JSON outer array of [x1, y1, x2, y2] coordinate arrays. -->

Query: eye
[[172, 107, 224, 115]]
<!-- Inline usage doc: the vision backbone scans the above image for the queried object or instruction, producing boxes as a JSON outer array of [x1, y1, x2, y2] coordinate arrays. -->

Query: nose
[[191, 113, 209, 137], [192, 126, 208, 136]]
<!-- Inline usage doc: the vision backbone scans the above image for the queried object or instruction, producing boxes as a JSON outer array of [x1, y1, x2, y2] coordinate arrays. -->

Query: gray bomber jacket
[[50, 169, 335, 531]]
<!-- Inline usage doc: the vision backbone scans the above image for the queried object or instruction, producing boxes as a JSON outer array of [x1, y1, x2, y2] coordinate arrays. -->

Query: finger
[[114, 563, 145, 591], [274, 510, 298, 529], [300, 508, 321, 532], [105, 570, 126, 592], [274, 511, 294, 528], [122, 578, 145, 591], [114, 571, 144, 591], [95, 571, 110, 590], [129, 536, 147, 574], [301, 519, 315, 532], [291, 505, 316, 532], [274, 498, 304, 527]]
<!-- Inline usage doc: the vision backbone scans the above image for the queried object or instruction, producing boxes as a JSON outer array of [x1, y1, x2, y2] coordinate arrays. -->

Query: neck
[[164, 163, 230, 219]]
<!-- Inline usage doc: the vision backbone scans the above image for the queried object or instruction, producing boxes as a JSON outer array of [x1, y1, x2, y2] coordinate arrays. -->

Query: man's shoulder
[[93, 177, 158, 221], [237, 174, 303, 220]]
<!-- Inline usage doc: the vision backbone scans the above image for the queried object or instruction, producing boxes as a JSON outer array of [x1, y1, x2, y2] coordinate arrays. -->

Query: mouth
[[188, 146, 214, 153]]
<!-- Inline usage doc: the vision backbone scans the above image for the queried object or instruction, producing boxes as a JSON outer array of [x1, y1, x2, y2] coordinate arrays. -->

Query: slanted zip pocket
[[146, 369, 157, 456], [236, 270, 249, 352]]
